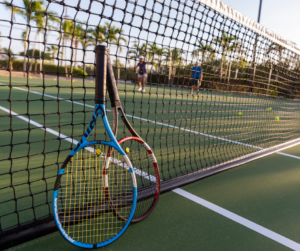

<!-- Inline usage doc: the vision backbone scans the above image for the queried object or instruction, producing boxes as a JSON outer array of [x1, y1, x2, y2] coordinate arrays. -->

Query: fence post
[[267, 65, 272, 96]]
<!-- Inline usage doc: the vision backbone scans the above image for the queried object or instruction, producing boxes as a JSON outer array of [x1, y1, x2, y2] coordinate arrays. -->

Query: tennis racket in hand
[[53, 46, 137, 248]]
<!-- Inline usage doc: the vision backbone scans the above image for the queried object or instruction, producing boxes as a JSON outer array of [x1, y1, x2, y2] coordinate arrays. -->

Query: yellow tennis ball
[[269, 107, 272, 111], [194, 96, 198, 100], [54, 78, 56, 80], [275, 117, 279, 121], [125, 147, 130, 153], [96, 149, 101, 155], [238, 112, 242, 116], [91, 81, 93, 83], [266, 108, 269, 111]]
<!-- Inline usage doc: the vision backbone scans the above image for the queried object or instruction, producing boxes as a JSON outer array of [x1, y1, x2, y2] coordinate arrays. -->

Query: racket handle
[[107, 52, 121, 107], [95, 45, 108, 104]]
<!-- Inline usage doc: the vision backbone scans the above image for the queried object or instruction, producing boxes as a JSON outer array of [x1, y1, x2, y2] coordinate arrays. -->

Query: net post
[[267, 65, 273, 96]]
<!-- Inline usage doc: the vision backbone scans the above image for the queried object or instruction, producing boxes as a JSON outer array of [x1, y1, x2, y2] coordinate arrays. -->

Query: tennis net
[[1, 0, 300, 248]]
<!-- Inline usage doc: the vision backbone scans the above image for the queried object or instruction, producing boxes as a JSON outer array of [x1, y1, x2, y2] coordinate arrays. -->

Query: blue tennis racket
[[53, 46, 137, 248]]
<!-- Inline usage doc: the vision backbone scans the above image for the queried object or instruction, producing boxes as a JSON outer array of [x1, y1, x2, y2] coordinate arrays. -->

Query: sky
[[0, 0, 299, 65], [220, 0, 300, 46]]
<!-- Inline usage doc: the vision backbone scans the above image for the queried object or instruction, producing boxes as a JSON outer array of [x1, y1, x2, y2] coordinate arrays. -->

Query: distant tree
[[192, 41, 215, 65], [214, 31, 240, 78], [128, 43, 148, 61], [266, 42, 286, 80], [46, 45, 60, 64], [113, 60, 124, 68], [3, 48, 16, 70], [5, 0, 57, 76], [101, 22, 127, 51], [20, 49, 50, 73]]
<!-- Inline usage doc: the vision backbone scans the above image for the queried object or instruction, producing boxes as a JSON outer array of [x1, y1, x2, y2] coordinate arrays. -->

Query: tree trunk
[[220, 53, 224, 79], [74, 40, 78, 69], [23, 29, 29, 77], [62, 38, 68, 79], [70, 40, 75, 76], [39, 32, 42, 78], [29, 32, 39, 74]]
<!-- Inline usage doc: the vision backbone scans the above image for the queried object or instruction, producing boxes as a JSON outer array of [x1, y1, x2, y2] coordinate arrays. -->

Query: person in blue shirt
[[189, 62, 203, 95]]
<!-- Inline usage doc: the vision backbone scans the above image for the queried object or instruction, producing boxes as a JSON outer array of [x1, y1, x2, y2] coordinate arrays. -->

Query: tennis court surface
[[2, 0, 300, 249], [4, 139, 300, 251]]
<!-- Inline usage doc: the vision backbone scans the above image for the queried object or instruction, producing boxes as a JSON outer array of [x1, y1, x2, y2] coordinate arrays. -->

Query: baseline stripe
[[0, 105, 156, 182], [173, 188, 300, 250]]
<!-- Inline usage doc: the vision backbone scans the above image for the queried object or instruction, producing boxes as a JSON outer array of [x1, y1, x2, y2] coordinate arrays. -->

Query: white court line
[[173, 188, 300, 251], [0, 106, 156, 182], [2, 88, 300, 248], [2, 83, 298, 116], [2, 83, 300, 159]]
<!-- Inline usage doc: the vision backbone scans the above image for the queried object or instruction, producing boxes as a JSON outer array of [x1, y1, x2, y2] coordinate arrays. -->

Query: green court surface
[[1, 76, 300, 250], [5, 144, 300, 251]]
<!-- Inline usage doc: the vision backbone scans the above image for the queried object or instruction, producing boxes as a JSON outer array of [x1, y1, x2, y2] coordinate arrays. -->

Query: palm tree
[[20, 49, 51, 72], [164, 48, 185, 75], [47, 45, 59, 64], [3, 48, 15, 70], [28, 9, 58, 76], [214, 31, 240, 78], [164, 48, 185, 66], [147, 43, 166, 69], [88, 25, 106, 47], [192, 41, 215, 66], [69, 22, 82, 76], [101, 22, 127, 51], [154, 47, 168, 72], [78, 34, 91, 74], [73, 23, 85, 69], [5, 0, 45, 77], [113, 60, 124, 68], [128, 43, 148, 61], [266, 42, 286, 80], [61, 19, 74, 79]]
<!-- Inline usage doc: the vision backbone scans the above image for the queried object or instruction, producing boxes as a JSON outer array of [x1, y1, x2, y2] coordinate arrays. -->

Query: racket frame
[[53, 46, 137, 248], [105, 48, 160, 222]]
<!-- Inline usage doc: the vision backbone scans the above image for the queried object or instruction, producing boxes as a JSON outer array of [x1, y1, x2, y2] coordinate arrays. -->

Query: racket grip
[[107, 53, 121, 107], [95, 45, 108, 104]]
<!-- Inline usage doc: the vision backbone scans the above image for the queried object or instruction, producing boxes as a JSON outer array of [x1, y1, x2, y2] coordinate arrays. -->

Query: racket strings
[[57, 144, 134, 244], [118, 139, 158, 220]]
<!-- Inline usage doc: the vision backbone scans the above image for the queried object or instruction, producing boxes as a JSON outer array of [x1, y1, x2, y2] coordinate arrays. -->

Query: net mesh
[[1, 0, 300, 238]]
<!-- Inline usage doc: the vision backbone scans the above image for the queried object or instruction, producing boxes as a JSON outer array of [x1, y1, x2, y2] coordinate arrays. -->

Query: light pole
[[257, 0, 263, 23]]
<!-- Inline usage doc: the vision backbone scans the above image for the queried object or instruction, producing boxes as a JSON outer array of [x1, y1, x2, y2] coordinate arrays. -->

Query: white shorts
[[138, 73, 147, 78]]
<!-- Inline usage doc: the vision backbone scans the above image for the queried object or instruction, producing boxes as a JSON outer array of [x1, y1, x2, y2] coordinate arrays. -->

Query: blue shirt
[[191, 66, 202, 79]]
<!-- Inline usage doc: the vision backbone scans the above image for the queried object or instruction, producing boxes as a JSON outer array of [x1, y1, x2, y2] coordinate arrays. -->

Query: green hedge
[[0, 60, 87, 78]]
